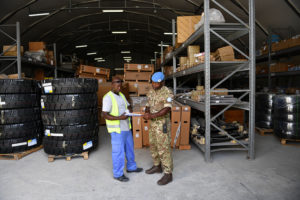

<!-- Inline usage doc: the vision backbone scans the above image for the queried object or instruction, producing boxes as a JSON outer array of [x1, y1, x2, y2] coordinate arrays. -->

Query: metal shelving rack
[[0, 22, 73, 78], [160, 0, 255, 161]]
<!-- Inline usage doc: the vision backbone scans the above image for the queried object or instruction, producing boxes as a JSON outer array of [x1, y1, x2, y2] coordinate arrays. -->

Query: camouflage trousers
[[149, 119, 173, 174]]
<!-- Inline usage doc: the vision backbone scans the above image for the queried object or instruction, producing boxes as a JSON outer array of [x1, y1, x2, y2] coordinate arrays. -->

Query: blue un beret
[[151, 72, 165, 83]]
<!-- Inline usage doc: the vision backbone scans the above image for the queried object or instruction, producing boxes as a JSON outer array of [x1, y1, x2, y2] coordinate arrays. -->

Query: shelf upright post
[[249, 0, 256, 160], [172, 19, 177, 95], [267, 35, 272, 89], [204, 0, 211, 162], [160, 41, 164, 72], [154, 52, 157, 71], [53, 43, 57, 78], [16, 22, 22, 79]]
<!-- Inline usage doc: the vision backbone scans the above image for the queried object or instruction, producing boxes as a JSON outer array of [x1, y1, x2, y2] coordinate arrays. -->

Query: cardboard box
[[212, 88, 228, 95], [140, 107, 150, 147], [194, 52, 216, 64], [214, 46, 235, 61], [34, 69, 44, 80], [177, 16, 201, 43], [78, 65, 110, 79], [138, 82, 151, 95], [29, 42, 46, 51], [132, 114, 143, 149], [272, 40, 289, 52], [179, 57, 188, 70], [287, 36, 300, 48], [187, 45, 200, 67], [270, 63, 290, 73], [3, 45, 24, 56], [124, 71, 152, 81], [224, 109, 244, 124], [171, 104, 181, 147], [180, 105, 191, 146], [7, 73, 25, 79], [124, 64, 154, 72], [97, 82, 129, 107]]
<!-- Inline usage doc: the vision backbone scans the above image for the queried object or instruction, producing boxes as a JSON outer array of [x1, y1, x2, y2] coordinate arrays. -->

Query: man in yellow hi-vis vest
[[102, 77, 143, 182]]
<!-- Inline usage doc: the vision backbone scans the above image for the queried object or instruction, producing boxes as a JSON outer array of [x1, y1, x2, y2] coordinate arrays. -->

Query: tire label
[[50, 133, 63, 137], [45, 129, 51, 136], [28, 139, 37, 147], [12, 142, 27, 147], [83, 141, 93, 150], [43, 83, 53, 93], [41, 99, 45, 109]]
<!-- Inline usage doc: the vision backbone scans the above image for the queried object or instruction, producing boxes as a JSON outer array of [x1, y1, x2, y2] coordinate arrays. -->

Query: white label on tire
[[41, 99, 45, 109], [51, 133, 63, 137], [12, 142, 27, 147], [83, 141, 93, 150], [28, 139, 37, 147], [44, 86, 53, 94], [45, 129, 50, 136]]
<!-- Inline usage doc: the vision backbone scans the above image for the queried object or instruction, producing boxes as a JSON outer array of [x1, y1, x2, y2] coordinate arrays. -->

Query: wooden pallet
[[255, 127, 273, 136], [0, 145, 43, 160], [179, 145, 191, 150], [48, 151, 89, 162], [280, 138, 300, 145]]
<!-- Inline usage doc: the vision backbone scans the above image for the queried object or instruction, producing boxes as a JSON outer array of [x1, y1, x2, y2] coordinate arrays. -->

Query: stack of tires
[[256, 93, 275, 129], [0, 79, 42, 153], [41, 78, 99, 155], [273, 95, 300, 139]]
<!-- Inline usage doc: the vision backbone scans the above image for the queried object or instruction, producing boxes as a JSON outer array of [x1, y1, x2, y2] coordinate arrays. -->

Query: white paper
[[125, 110, 143, 117], [12, 142, 27, 147], [51, 133, 64, 137]]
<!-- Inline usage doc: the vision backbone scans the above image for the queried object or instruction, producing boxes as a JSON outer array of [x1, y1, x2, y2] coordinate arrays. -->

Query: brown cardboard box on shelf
[[46, 50, 55, 65], [179, 105, 191, 148], [140, 107, 150, 147], [29, 42, 46, 51], [124, 64, 154, 72], [124, 71, 152, 81], [270, 63, 290, 73], [3, 45, 24, 56], [256, 64, 268, 74], [194, 52, 216, 64], [214, 46, 235, 61], [132, 114, 143, 149], [171, 104, 181, 147], [137, 82, 151, 95], [34, 69, 44, 80], [187, 45, 200, 67], [177, 16, 201, 43], [212, 88, 228, 95], [287, 35, 300, 48], [179, 57, 188, 70], [224, 109, 244, 124], [7, 73, 25, 79], [78, 73, 107, 84], [272, 40, 289, 52], [78, 65, 110, 79]]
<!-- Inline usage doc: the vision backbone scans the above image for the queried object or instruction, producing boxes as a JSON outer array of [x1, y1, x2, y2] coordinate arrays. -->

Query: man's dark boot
[[145, 165, 162, 174], [157, 173, 173, 185]]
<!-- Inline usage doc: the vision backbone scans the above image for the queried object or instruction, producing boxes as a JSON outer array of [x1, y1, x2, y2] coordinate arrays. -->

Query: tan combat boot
[[145, 165, 162, 174], [157, 173, 173, 185]]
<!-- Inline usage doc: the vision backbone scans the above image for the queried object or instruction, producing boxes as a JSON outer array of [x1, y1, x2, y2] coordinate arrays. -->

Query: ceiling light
[[97, 60, 105, 62], [164, 32, 177, 35], [112, 31, 127, 34], [87, 52, 97, 55], [75, 45, 88, 48], [123, 56, 132, 59], [94, 57, 103, 60], [114, 68, 124, 71], [150, 59, 155, 61], [158, 44, 170, 47], [28, 12, 50, 17], [121, 51, 131, 54], [102, 9, 124, 13]]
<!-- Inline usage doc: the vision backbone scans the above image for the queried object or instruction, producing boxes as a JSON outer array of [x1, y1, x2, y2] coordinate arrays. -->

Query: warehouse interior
[[0, 0, 300, 200]]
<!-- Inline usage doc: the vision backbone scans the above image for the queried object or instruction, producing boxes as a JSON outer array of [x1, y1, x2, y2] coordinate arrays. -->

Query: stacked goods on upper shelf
[[213, 46, 235, 61], [256, 62, 294, 74], [24, 42, 48, 65], [187, 45, 200, 67], [177, 15, 201, 43], [76, 64, 110, 84], [2, 45, 24, 56], [163, 46, 174, 62], [124, 63, 153, 96], [260, 34, 300, 55]]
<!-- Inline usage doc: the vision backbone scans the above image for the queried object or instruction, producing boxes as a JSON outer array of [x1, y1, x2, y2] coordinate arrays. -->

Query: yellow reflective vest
[[104, 91, 131, 134]]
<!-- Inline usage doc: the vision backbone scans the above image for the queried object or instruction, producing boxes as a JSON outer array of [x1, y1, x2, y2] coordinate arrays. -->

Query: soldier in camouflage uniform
[[143, 72, 174, 185]]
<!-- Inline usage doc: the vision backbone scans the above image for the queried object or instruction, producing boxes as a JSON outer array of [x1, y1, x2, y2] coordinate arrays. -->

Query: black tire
[[0, 94, 39, 110], [273, 113, 300, 122], [273, 120, 300, 139], [41, 108, 98, 125], [256, 93, 275, 108], [43, 123, 99, 140], [273, 95, 300, 114], [0, 107, 41, 125], [0, 121, 43, 139], [43, 134, 98, 155], [0, 79, 39, 94], [256, 114, 272, 122], [41, 78, 98, 94], [0, 135, 42, 153], [41, 93, 98, 110]]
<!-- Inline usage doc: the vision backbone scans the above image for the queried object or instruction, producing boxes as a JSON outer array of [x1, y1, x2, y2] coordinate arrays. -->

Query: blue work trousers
[[110, 131, 137, 178]]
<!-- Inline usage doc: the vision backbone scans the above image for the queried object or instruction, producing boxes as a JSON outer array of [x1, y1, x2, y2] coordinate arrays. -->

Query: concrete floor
[[1, 126, 300, 200]]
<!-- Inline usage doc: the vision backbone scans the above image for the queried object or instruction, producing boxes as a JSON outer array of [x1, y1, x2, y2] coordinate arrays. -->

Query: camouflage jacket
[[146, 86, 174, 119]]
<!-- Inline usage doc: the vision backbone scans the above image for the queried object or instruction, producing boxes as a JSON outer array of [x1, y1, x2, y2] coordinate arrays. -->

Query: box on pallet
[[124, 64, 154, 72], [124, 71, 152, 81], [179, 105, 191, 149], [171, 104, 181, 147], [214, 46, 235, 61], [177, 16, 201, 43], [29, 42, 46, 51], [78, 65, 110, 79], [132, 114, 143, 149], [78, 73, 107, 84], [3, 45, 24, 56], [187, 45, 200, 67]]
